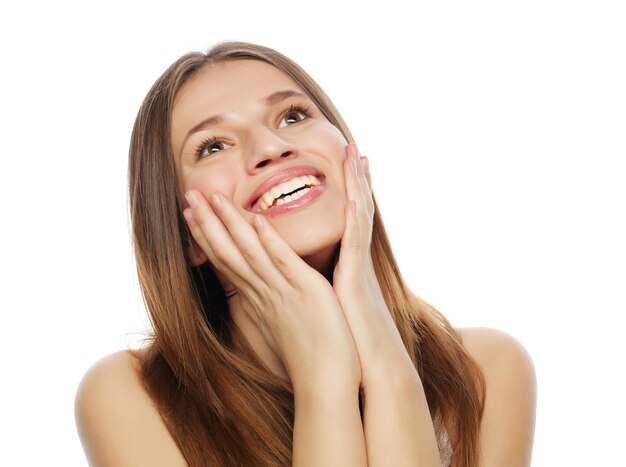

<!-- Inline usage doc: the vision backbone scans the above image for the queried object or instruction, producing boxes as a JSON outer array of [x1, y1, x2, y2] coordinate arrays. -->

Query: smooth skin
[[186, 144, 369, 466], [75, 327, 535, 466], [75, 60, 536, 466], [184, 142, 441, 466]]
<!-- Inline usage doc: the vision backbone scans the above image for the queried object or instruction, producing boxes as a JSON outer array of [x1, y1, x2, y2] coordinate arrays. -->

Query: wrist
[[361, 346, 421, 394], [291, 367, 361, 398], [293, 376, 360, 406], [362, 371, 423, 403]]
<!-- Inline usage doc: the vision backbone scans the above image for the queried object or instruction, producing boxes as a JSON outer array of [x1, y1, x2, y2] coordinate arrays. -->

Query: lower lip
[[257, 183, 326, 217]]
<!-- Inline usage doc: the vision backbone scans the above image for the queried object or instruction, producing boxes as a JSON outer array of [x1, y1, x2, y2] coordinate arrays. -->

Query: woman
[[75, 41, 536, 466]]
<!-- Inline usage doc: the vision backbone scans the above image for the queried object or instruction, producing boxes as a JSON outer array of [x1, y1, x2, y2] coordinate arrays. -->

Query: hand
[[332, 143, 418, 391], [183, 189, 362, 392]]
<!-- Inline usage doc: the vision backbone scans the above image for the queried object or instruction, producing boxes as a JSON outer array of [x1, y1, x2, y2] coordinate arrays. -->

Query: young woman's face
[[171, 59, 349, 269]]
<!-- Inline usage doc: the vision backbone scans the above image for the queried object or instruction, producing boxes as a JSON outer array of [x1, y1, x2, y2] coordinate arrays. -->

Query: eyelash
[[193, 104, 313, 160]]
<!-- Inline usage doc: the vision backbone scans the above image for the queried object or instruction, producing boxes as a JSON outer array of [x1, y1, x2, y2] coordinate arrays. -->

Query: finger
[[185, 190, 265, 290], [334, 200, 362, 280], [201, 191, 291, 291], [360, 155, 372, 191], [345, 144, 371, 207], [183, 205, 224, 268], [352, 145, 374, 215], [184, 192, 251, 284], [252, 214, 319, 288], [344, 144, 374, 231], [183, 207, 254, 293], [343, 144, 362, 203]]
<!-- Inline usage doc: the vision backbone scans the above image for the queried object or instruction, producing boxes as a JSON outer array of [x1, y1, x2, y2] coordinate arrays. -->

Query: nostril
[[254, 150, 294, 169]]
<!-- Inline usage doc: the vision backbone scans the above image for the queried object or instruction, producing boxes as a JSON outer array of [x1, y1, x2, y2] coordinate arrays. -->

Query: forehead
[[171, 60, 304, 139]]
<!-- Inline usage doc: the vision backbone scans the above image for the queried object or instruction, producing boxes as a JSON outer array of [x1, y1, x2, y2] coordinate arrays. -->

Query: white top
[[438, 427, 453, 467]]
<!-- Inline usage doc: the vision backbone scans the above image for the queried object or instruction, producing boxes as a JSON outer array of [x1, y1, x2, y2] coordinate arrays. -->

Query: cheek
[[306, 121, 348, 176], [311, 121, 348, 156], [182, 163, 238, 199], [314, 124, 349, 195]]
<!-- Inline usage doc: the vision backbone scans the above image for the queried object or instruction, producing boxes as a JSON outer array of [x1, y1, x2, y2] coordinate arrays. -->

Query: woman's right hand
[[183, 190, 361, 393]]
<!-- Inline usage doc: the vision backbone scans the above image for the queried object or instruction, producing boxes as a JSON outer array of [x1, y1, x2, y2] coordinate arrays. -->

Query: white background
[[1, 1, 624, 465]]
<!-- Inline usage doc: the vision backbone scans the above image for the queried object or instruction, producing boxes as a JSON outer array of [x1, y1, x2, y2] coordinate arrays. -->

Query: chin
[[281, 216, 344, 277]]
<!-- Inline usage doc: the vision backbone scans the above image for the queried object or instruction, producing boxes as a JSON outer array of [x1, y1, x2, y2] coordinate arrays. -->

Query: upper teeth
[[257, 175, 321, 211]]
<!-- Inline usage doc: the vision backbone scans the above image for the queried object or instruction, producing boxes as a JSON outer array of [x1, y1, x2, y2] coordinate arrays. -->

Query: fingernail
[[210, 193, 222, 209], [183, 208, 194, 225], [185, 191, 198, 207]]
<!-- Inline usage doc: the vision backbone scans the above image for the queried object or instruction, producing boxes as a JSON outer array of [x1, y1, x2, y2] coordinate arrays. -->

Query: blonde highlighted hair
[[128, 41, 484, 466]]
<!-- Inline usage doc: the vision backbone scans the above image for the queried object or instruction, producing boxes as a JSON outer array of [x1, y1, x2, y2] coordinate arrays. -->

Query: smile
[[247, 164, 327, 215], [256, 175, 322, 211], [256, 181, 326, 217]]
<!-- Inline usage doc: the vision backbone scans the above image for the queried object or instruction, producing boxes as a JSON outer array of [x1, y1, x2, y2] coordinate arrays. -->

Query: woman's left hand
[[332, 143, 419, 392]]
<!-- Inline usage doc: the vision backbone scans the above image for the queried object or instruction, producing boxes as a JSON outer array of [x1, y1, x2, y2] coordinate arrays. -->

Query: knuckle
[[240, 247, 258, 266], [270, 253, 288, 270], [212, 248, 227, 264], [257, 283, 274, 303]]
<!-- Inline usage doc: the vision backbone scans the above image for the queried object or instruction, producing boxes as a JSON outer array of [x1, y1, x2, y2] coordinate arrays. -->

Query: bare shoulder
[[457, 327, 535, 374], [456, 327, 536, 466], [75, 350, 187, 467]]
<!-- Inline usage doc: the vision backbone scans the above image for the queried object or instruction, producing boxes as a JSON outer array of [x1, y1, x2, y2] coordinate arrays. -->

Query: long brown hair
[[128, 41, 485, 466]]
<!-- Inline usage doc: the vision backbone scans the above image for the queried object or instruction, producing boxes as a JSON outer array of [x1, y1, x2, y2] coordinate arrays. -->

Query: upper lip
[[246, 165, 324, 211]]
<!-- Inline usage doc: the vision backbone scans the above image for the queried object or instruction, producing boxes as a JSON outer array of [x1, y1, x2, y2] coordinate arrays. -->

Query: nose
[[244, 125, 297, 173]]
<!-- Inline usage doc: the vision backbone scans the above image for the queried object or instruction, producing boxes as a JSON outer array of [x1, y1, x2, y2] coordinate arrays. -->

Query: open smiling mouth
[[251, 174, 326, 215]]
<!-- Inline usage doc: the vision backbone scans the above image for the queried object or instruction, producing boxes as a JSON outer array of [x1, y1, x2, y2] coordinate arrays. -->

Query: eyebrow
[[179, 89, 311, 156]]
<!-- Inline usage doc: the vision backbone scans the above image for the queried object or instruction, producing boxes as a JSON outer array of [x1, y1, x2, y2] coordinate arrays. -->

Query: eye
[[278, 104, 312, 129], [194, 136, 232, 159]]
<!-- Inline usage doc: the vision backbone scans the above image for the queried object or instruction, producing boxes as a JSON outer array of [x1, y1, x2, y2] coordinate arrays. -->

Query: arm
[[333, 147, 536, 465], [75, 351, 188, 467], [331, 145, 441, 465], [361, 349, 442, 467], [184, 188, 368, 465], [293, 381, 368, 467], [361, 329, 536, 467]]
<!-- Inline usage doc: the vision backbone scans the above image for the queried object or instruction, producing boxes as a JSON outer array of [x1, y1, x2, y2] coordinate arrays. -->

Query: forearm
[[362, 363, 441, 467], [293, 382, 367, 467]]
